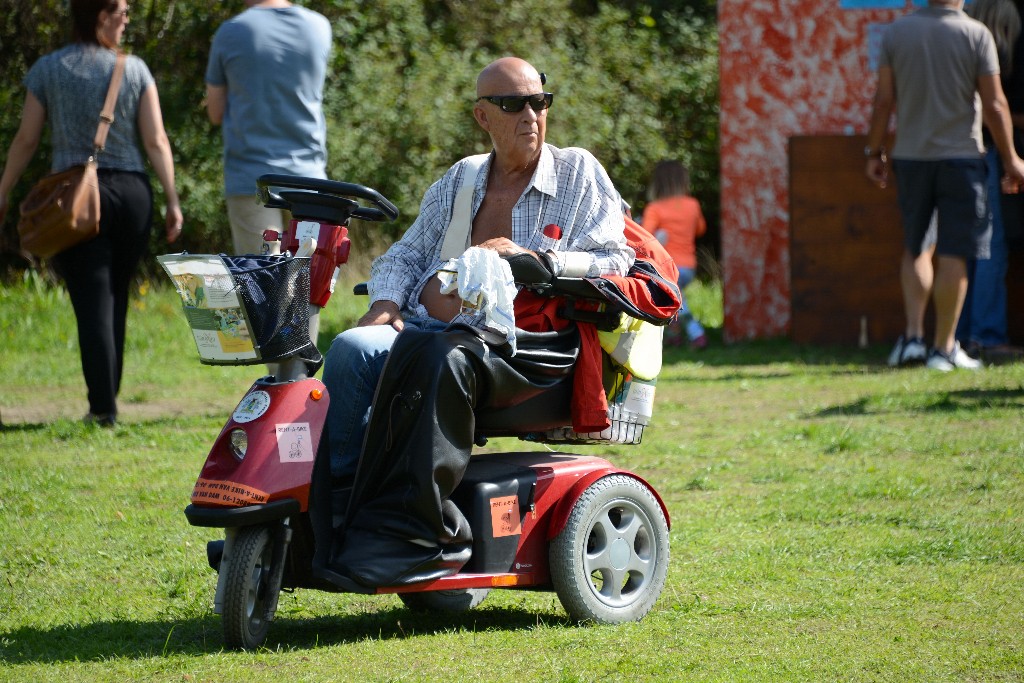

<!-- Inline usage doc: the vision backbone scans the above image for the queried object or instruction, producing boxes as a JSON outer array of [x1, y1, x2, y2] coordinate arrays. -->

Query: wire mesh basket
[[541, 356, 655, 445], [219, 254, 321, 366]]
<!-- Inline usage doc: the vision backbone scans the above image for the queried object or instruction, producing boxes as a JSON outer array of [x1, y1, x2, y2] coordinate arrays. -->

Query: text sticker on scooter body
[[296, 221, 321, 244], [233, 390, 271, 423], [276, 423, 314, 463], [490, 495, 522, 537]]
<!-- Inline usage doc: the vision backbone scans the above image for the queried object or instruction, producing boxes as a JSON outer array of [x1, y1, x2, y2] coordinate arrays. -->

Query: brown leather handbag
[[17, 52, 126, 259]]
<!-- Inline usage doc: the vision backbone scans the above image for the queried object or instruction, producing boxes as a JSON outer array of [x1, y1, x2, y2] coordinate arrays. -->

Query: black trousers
[[52, 170, 153, 416]]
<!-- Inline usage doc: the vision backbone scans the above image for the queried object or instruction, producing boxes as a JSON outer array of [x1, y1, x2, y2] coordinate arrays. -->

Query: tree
[[0, 0, 718, 278]]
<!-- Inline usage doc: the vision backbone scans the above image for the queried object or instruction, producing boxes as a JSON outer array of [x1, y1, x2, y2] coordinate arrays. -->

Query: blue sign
[[840, 0, 905, 7], [840, 0, 973, 6]]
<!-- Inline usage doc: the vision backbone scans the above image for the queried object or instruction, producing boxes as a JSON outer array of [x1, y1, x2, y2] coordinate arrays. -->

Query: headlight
[[228, 428, 248, 460]]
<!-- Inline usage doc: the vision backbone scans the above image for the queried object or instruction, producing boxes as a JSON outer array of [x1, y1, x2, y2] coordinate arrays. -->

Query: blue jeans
[[957, 148, 1009, 347], [322, 316, 448, 480], [676, 267, 705, 341]]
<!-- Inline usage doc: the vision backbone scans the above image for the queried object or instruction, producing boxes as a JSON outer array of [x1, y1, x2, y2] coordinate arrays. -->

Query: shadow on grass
[[0, 422, 50, 434], [811, 387, 1024, 418], [0, 605, 569, 662], [0, 414, 228, 433], [661, 327, 887, 368]]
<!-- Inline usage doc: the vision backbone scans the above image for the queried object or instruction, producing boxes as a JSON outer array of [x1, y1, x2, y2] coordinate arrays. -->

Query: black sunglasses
[[476, 92, 554, 113]]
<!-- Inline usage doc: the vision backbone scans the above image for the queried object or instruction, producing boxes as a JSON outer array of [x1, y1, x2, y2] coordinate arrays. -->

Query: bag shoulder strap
[[93, 51, 127, 153], [439, 153, 489, 261]]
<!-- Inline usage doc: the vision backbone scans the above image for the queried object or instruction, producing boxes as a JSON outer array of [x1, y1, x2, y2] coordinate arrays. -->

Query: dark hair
[[647, 160, 691, 202], [967, 0, 1022, 75], [71, 0, 119, 44]]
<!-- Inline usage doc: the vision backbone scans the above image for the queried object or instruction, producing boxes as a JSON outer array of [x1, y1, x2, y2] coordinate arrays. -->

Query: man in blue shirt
[[205, 0, 331, 254]]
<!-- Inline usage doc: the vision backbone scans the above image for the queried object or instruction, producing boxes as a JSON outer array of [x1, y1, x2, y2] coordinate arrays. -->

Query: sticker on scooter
[[233, 390, 271, 423], [191, 477, 269, 506], [296, 221, 321, 243], [490, 495, 522, 537], [276, 422, 314, 463]]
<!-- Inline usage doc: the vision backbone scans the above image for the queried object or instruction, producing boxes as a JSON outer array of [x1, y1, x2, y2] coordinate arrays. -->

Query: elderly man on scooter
[[320, 56, 634, 588]]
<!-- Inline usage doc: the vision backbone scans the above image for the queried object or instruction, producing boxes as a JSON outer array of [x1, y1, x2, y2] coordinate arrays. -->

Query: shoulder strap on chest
[[440, 153, 489, 261]]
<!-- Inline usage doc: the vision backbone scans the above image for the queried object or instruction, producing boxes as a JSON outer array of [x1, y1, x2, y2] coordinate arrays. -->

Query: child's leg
[[676, 267, 706, 344]]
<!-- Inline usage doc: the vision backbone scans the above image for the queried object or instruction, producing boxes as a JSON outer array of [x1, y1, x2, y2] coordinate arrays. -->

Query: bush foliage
[[0, 0, 718, 277]]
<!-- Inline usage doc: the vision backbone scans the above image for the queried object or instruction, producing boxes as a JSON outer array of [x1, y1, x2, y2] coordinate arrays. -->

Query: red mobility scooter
[[163, 175, 671, 650]]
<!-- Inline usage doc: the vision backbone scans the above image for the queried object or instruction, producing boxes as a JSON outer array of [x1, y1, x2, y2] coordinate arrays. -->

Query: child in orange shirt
[[642, 160, 707, 348]]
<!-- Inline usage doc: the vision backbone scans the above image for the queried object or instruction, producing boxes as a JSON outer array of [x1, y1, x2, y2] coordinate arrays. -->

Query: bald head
[[476, 57, 544, 97]]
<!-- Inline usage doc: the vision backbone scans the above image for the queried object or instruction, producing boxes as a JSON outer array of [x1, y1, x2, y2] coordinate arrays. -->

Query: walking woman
[[0, 0, 183, 425]]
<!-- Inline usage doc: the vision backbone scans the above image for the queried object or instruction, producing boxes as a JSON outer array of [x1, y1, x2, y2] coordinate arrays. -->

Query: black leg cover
[[327, 324, 577, 587]]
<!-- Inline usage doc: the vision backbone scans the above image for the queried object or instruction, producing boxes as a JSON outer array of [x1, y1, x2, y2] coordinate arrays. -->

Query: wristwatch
[[864, 146, 885, 159]]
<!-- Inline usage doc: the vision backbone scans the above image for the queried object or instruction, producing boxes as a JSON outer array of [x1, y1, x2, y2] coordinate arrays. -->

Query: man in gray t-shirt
[[864, 0, 1024, 371], [205, 0, 331, 255]]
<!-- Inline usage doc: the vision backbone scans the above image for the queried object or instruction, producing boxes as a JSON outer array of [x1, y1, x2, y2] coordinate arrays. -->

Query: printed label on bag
[[490, 495, 522, 537], [622, 379, 656, 418]]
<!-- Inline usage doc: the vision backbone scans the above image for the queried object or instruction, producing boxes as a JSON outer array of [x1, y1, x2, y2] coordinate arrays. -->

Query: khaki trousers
[[226, 194, 288, 255]]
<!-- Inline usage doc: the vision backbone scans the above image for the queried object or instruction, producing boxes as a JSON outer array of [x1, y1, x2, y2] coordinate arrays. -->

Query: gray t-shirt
[[25, 44, 154, 173], [881, 6, 999, 160], [205, 6, 332, 196]]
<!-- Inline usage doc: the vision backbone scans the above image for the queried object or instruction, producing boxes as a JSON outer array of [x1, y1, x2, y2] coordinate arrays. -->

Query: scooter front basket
[[159, 253, 321, 367]]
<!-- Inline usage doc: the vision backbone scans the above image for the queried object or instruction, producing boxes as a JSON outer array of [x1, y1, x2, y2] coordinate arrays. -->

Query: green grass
[[1, 273, 1023, 682]]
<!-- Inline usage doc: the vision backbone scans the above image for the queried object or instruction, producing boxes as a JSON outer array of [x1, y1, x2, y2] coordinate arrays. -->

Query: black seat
[[474, 373, 574, 437]]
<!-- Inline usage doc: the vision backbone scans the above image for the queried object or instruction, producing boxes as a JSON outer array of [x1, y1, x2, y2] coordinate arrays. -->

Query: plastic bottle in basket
[[610, 376, 656, 443]]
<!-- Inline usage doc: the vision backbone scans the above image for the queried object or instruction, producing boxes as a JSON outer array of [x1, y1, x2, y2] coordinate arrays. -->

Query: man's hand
[[476, 237, 538, 260], [866, 157, 888, 189], [358, 299, 404, 331], [1001, 155, 1024, 194]]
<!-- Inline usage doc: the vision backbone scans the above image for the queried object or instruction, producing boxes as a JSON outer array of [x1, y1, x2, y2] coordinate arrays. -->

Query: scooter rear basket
[[541, 356, 655, 445]]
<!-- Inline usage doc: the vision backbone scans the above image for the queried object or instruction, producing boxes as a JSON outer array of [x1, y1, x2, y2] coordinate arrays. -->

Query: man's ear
[[473, 105, 490, 132]]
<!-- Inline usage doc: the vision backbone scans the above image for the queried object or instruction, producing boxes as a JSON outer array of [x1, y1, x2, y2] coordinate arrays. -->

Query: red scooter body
[[381, 451, 669, 595], [190, 379, 329, 511]]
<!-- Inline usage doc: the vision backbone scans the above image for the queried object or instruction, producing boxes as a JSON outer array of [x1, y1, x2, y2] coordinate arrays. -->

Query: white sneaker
[[926, 343, 983, 372], [887, 336, 928, 367]]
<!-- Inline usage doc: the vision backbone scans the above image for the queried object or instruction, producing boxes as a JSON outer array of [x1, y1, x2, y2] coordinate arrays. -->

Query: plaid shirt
[[369, 144, 634, 318]]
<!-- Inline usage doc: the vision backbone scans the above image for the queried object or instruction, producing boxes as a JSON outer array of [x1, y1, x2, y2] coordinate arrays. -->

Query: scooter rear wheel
[[550, 474, 669, 624], [398, 588, 490, 613], [223, 525, 277, 650]]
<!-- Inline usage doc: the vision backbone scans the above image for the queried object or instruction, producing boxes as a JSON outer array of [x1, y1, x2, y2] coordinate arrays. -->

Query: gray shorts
[[892, 158, 991, 259]]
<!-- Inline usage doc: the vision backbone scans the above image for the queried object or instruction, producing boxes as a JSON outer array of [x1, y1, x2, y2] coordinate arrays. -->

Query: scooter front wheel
[[222, 525, 278, 650], [550, 474, 669, 624]]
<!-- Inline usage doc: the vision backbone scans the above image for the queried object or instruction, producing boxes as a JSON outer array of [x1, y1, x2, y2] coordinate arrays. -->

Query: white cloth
[[436, 247, 518, 353]]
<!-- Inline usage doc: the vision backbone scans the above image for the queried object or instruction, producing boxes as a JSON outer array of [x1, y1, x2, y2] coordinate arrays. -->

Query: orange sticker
[[490, 495, 522, 538], [191, 478, 269, 506]]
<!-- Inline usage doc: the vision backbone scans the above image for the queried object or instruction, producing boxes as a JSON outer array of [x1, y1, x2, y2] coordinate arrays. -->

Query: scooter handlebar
[[256, 174, 399, 222]]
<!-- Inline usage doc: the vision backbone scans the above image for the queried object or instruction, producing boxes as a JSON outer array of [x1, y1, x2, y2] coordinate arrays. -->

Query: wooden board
[[789, 134, 1023, 347]]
